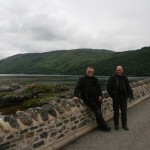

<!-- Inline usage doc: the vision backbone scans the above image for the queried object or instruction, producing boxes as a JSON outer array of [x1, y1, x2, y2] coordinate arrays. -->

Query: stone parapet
[[0, 78, 150, 150]]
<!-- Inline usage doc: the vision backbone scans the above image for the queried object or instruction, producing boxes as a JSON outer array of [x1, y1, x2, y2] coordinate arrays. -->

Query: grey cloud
[[0, 0, 150, 59], [22, 15, 70, 41]]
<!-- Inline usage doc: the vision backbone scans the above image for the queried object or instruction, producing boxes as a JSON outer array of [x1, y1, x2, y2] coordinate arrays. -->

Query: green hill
[[94, 47, 150, 76], [0, 47, 149, 76], [0, 49, 114, 75]]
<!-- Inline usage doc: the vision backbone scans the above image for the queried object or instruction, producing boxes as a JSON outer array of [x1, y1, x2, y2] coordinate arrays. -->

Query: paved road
[[62, 98, 150, 150]]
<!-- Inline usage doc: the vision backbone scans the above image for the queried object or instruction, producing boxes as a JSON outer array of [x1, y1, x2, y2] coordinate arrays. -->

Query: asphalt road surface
[[62, 98, 150, 150]]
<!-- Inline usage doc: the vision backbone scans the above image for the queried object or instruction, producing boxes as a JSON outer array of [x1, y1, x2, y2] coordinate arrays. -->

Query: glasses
[[88, 71, 93, 73]]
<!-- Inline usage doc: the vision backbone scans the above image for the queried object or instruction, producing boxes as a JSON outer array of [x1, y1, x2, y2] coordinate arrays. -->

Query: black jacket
[[74, 75, 103, 101], [107, 74, 133, 99]]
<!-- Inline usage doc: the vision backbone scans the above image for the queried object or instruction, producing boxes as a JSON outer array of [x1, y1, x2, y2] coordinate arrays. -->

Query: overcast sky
[[0, 0, 149, 59]]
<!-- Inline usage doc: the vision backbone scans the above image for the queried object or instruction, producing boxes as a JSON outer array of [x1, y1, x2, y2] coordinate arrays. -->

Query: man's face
[[116, 67, 123, 76], [86, 68, 94, 77]]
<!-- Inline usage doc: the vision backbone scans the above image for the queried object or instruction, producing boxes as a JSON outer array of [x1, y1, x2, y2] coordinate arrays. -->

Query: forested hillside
[[0, 47, 149, 76]]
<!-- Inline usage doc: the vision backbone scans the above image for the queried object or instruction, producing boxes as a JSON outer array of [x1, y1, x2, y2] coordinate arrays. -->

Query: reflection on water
[[0, 74, 149, 89], [0, 74, 80, 85]]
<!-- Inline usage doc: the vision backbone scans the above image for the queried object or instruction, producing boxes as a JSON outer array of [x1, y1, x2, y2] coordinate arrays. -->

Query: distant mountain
[[0, 47, 149, 76]]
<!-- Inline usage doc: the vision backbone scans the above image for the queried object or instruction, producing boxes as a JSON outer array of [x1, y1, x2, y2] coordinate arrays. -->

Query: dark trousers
[[113, 95, 127, 126], [84, 99, 107, 128]]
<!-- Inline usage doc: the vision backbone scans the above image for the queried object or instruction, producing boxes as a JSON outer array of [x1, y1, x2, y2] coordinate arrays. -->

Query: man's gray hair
[[86, 66, 94, 71]]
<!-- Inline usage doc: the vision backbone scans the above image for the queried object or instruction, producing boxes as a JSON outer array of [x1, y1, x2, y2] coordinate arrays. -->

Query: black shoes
[[122, 125, 129, 130], [114, 125, 129, 130], [114, 125, 119, 130], [98, 126, 111, 132], [98, 125, 129, 131]]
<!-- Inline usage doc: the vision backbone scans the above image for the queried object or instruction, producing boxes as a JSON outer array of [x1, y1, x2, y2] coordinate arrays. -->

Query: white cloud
[[0, 0, 150, 59]]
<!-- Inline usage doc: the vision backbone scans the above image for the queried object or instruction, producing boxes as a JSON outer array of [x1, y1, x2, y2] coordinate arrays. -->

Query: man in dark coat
[[107, 66, 134, 130], [74, 66, 111, 132]]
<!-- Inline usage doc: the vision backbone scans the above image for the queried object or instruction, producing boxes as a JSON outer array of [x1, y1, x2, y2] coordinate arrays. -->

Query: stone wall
[[0, 78, 150, 150]]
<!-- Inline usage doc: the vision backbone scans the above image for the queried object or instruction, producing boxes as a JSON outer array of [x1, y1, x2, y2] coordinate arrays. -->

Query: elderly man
[[74, 66, 111, 132], [107, 66, 133, 130]]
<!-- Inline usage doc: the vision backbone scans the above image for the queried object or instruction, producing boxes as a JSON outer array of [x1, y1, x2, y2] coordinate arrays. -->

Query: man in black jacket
[[107, 66, 133, 131], [74, 66, 111, 132]]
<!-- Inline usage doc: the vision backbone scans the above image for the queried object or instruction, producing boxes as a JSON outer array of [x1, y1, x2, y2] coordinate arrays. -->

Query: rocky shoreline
[[0, 83, 73, 115]]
